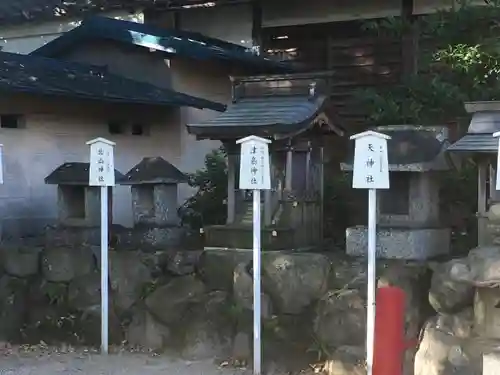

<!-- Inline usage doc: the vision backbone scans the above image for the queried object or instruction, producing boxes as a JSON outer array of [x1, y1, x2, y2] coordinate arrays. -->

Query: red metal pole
[[373, 286, 406, 375]]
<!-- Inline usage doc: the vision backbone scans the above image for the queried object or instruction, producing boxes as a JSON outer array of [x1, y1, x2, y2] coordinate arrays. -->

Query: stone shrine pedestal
[[346, 225, 450, 260]]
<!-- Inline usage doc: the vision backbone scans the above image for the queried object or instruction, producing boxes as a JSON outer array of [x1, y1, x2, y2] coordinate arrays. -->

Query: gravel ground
[[0, 347, 252, 375]]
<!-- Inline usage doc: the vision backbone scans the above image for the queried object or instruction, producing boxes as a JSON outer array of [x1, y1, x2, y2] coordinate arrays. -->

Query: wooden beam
[[401, 0, 418, 76], [285, 144, 293, 190], [227, 154, 236, 224], [252, 0, 262, 53], [478, 159, 488, 246]]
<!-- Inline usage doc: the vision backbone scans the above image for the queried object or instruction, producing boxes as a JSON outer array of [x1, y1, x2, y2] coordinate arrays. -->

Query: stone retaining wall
[[0, 243, 434, 374]]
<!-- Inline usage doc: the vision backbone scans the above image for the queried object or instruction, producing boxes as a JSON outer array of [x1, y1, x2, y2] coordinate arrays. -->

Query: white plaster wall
[[60, 40, 173, 88], [0, 104, 179, 237], [169, 59, 232, 204], [0, 11, 144, 54], [53, 39, 233, 206]]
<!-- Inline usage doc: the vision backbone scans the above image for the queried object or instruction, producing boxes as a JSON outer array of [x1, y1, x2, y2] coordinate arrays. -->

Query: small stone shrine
[[449, 101, 500, 246], [118, 157, 188, 249], [342, 125, 454, 259], [447, 101, 500, 355], [44, 162, 124, 245], [187, 72, 345, 251]]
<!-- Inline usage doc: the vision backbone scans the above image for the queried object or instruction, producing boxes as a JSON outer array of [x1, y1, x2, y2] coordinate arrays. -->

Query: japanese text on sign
[[249, 145, 267, 186], [351, 131, 390, 190], [237, 136, 271, 190], [87, 138, 116, 187]]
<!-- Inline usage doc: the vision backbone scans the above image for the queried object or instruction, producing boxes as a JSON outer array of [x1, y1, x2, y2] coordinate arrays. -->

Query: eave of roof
[[447, 134, 498, 153], [341, 125, 453, 171], [30, 16, 296, 73], [0, 1, 246, 27], [45, 162, 125, 185], [121, 156, 188, 185], [0, 51, 226, 111], [187, 94, 344, 140]]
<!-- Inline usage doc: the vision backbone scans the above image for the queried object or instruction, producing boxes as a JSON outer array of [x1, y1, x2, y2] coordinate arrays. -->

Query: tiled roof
[[45, 162, 124, 185], [448, 134, 497, 153], [31, 16, 296, 73], [0, 50, 225, 110], [187, 95, 343, 139], [0, 0, 141, 26], [448, 108, 500, 153], [121, 157, 188, 185], [0, 1, 244, 26]]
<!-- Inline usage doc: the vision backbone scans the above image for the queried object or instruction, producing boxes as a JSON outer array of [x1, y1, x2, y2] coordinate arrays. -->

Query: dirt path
[[0, 348, 252, 375]]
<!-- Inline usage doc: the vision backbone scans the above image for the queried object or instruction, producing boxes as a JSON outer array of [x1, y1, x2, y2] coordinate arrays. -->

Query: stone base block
[[346, 225, 450, 259], [204, 224, 304, 251], [117, 226, 185, 250], [45, 225, 101, 247]]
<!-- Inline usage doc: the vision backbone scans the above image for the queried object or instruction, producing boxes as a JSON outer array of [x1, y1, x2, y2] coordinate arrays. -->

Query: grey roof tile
[[448, 134, 498, 153], [0, 0, 141, 25], [0, 50, 225, 110], [342, 126, 453, 171], [0, 0, 244, 25], [121, 157, 187, 185], [186, 95, 343, 139], [45, 162, 124, 185], [31, 16, 296, 73]]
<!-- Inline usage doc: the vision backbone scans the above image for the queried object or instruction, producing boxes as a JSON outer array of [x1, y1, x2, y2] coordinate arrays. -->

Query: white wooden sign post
[[236, 135, 271, 375], [0, 144, 4, 185], [86, 137, 116, 355], [350, 130, 390, 375], [494, 132, 500, 190]]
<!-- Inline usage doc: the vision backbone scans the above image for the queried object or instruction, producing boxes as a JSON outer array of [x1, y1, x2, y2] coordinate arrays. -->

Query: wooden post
[[305, 142, 312, 191], [264, 153, 272, 226], [319, 146, 325, 244], [285, 144, 293, 191], [478, 159, 488, 246], [227, 153, 236, 224], [251, 0, 262, 55], [401, 0, 418, 76]]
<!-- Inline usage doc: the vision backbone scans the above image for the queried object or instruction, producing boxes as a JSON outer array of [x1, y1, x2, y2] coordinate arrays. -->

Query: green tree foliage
[[358, 0, 500, 126], [178, 147, 228, 231], [353, 0, 500, 251]]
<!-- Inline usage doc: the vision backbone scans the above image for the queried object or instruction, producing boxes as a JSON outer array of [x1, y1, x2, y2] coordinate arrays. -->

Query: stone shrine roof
[[45, 162, 124, 185], [341, 125, 454, 172], [121, 157, 188, 185], [448, 101, 500, 153]]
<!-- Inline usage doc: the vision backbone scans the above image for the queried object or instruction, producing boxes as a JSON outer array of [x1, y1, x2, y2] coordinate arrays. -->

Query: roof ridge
[[30, 16, 296, 73], [81, 16, 252, 53]]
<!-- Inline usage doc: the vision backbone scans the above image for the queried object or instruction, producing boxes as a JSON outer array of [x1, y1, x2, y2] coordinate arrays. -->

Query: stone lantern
[[44, 161, 124, 245], [119, 156, 188, 249], [342, 125, 455, 260], [448, 101, 500, 246]]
